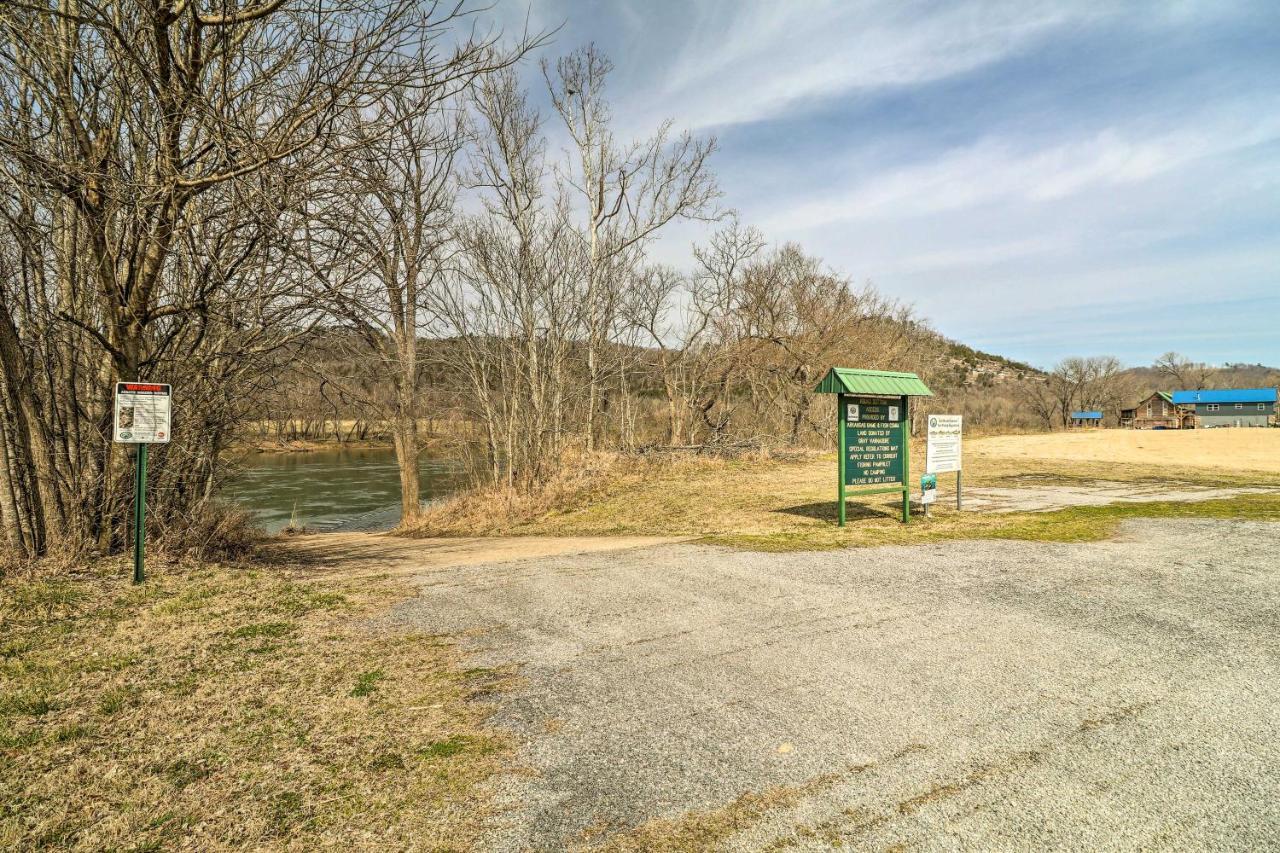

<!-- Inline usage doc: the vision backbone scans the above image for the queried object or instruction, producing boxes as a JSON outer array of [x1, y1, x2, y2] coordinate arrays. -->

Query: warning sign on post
[[926, 415, 961, 474], [114, 383, 171, 443]]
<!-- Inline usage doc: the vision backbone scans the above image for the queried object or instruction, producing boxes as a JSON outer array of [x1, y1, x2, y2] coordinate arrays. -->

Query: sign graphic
[[113, 382, 171, 444], [843, 397, 903, 486], [926, 414, 962, 474], [921, 473, 938, 504]]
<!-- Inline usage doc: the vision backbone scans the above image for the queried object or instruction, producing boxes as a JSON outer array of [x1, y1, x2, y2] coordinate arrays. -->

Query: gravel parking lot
[[391, 518, 1280, 851]]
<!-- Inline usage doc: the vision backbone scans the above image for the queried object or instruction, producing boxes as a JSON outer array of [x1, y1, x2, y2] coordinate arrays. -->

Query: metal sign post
[[113, 382, 171, 584], [132, 444, 148, 584]]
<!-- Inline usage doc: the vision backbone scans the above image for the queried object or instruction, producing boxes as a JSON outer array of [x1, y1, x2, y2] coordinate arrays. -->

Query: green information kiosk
[[815, 368, 934, 525]]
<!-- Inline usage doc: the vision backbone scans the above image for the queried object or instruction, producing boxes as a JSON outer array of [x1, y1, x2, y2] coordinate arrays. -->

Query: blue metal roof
[[1070, 411, 1103, 419], [1171, 388, 1277, 405]]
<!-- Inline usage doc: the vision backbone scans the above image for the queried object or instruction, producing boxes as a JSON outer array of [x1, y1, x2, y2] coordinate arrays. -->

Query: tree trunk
[[391, 413, 421, 523]]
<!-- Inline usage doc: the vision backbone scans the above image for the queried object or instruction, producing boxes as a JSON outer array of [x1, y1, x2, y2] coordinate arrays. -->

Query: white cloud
[[760, 110, 1280, 233], [632, 1, 1119, 131]]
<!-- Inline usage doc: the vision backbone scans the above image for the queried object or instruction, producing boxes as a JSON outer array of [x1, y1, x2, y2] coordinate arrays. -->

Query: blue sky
[[494, 1, 1280, 368]]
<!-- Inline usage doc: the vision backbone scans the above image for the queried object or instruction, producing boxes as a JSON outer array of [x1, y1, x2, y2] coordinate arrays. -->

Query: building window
[[1146, 403, 1152, 417], [1235, 403, 1243, 410], [1161, 402, 1168, 416], [1260, 403, 1268, 411], [1207, 404, 1219, 412]]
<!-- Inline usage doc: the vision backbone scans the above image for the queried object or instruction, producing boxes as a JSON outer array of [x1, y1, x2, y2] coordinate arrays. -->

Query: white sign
[[926, 414, 962, 474], [921, 485, 937, 504], [114, 382, 171, 443], [846, 403, 860, 422], [888, 405, 899, 422]]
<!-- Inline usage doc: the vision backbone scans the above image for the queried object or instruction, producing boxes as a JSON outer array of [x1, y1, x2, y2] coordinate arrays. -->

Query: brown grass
[[0, 556, 509, 851], [398, 431, 1280, 550]]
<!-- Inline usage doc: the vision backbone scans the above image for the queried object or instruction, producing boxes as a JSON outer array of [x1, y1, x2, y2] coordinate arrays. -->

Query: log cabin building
[[1126, 391, 1192, 430]]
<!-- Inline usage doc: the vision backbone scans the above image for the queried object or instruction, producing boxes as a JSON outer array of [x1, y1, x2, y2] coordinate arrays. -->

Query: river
[[223, 447, 468, 533]]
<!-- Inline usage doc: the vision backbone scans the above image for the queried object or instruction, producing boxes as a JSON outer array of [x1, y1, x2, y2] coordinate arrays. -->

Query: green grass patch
[[701, 494, 1280, 552], [227, 621, 294, 640], [417, 734, 497, 760], [349, 668, 386, 698]]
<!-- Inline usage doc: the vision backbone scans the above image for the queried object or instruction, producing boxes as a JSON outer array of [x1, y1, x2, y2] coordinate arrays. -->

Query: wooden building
[[1127, 392, 1191, 430]]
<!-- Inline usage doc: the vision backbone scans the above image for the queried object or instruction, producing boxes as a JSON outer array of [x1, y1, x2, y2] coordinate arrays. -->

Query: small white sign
[[888, 405, 899, 422], [921, 485, 937, 504], [926, 414, 962, 474], [846, 403, 860, 422], [114, 382, 171, 443]]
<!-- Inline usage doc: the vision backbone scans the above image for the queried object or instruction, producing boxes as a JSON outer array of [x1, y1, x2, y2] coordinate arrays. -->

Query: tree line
[[6, 3, 1217, 561]]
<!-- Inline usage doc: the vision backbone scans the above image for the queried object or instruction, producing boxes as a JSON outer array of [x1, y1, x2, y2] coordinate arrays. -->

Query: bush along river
[[223, 447, 468, 533]]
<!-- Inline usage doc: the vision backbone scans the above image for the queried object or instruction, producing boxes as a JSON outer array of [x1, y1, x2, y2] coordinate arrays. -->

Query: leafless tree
[[544, 44, 721, 450], [1154, 351, 1216, 391]]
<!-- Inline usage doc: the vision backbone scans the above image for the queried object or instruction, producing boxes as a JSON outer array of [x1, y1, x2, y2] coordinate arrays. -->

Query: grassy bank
[[0, 556, 509, 850], [399, 438, 1280, 551]]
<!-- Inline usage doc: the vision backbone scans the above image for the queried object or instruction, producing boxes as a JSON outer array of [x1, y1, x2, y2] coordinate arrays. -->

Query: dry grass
[[971, 428, 1280, 475], [0, 556, 510, 851], [398, 431, 1280, 551]]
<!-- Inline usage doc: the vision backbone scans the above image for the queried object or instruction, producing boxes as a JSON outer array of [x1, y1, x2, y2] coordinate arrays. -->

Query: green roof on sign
[[814, 367, 933, 397]]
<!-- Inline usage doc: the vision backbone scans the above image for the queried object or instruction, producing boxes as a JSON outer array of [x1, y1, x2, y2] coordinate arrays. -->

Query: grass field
[[404, 429, 1280, 550], [0, 557, 508, 851]]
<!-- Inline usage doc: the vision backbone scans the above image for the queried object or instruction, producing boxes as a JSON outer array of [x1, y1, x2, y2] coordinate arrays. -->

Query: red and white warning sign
[[113, 382, 171, 444]]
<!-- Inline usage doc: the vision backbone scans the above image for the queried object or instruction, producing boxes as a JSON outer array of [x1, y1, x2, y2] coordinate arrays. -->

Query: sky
[[491, 0, 1280, 369]]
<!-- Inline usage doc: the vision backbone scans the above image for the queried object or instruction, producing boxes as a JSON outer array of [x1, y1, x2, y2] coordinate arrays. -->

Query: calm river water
[[224, 448, 468, 533]]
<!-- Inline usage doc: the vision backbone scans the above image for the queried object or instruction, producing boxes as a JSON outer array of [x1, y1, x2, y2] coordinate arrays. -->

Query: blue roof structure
[[1070, 411, 1103, 419], [1171, 388, 1277, 405]]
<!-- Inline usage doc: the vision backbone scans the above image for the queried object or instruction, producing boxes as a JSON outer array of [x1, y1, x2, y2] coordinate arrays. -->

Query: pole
[[956, 469, 963, 511], [900, 395, 910, 524], [837, 394, 847, 527], [133, 443, 148, 584]]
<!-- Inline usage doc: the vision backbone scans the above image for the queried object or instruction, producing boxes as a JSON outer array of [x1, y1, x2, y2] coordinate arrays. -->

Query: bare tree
[[0, 1, 481, 553], [1154, 351, 1216, 391], [544, 44, 720, 450]]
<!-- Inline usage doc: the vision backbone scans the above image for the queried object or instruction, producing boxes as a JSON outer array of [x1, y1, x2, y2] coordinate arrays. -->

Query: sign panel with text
[[843, 396, 903, 486], [926, 414, 962, 474], [113, 382, 171, 444]]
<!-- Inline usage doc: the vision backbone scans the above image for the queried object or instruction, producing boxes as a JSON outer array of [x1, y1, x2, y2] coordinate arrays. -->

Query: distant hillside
[[937, 339, 1043, 390], [1121, 363, 1280, 395]]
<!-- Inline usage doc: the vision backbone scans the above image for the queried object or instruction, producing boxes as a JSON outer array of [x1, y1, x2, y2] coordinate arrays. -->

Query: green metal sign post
[[815, 368, 933, 528], [114, 381, 171, 585], [133, 444, 148, 584]]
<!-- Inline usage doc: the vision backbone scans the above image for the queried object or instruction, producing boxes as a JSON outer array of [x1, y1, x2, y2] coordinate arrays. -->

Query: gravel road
[[388, 519, 1280, 851]]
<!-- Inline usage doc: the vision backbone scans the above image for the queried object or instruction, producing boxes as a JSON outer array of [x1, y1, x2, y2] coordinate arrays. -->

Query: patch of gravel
[[962, 481, 1278, 512], [387, 518, 1280, 851]]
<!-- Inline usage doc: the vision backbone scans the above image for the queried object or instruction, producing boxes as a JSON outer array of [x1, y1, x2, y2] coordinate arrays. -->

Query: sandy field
[[970, 427, 1280, 474]]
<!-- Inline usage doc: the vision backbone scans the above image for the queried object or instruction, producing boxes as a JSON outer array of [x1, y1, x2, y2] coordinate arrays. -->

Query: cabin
[[1069, 410, 1104, 429], [1171, 388, 1278, 428], [1128, 391, 1192, 430]]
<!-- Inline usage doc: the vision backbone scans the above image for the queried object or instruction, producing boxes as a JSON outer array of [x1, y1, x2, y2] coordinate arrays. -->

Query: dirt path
[[282, 532, 685, 578]]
